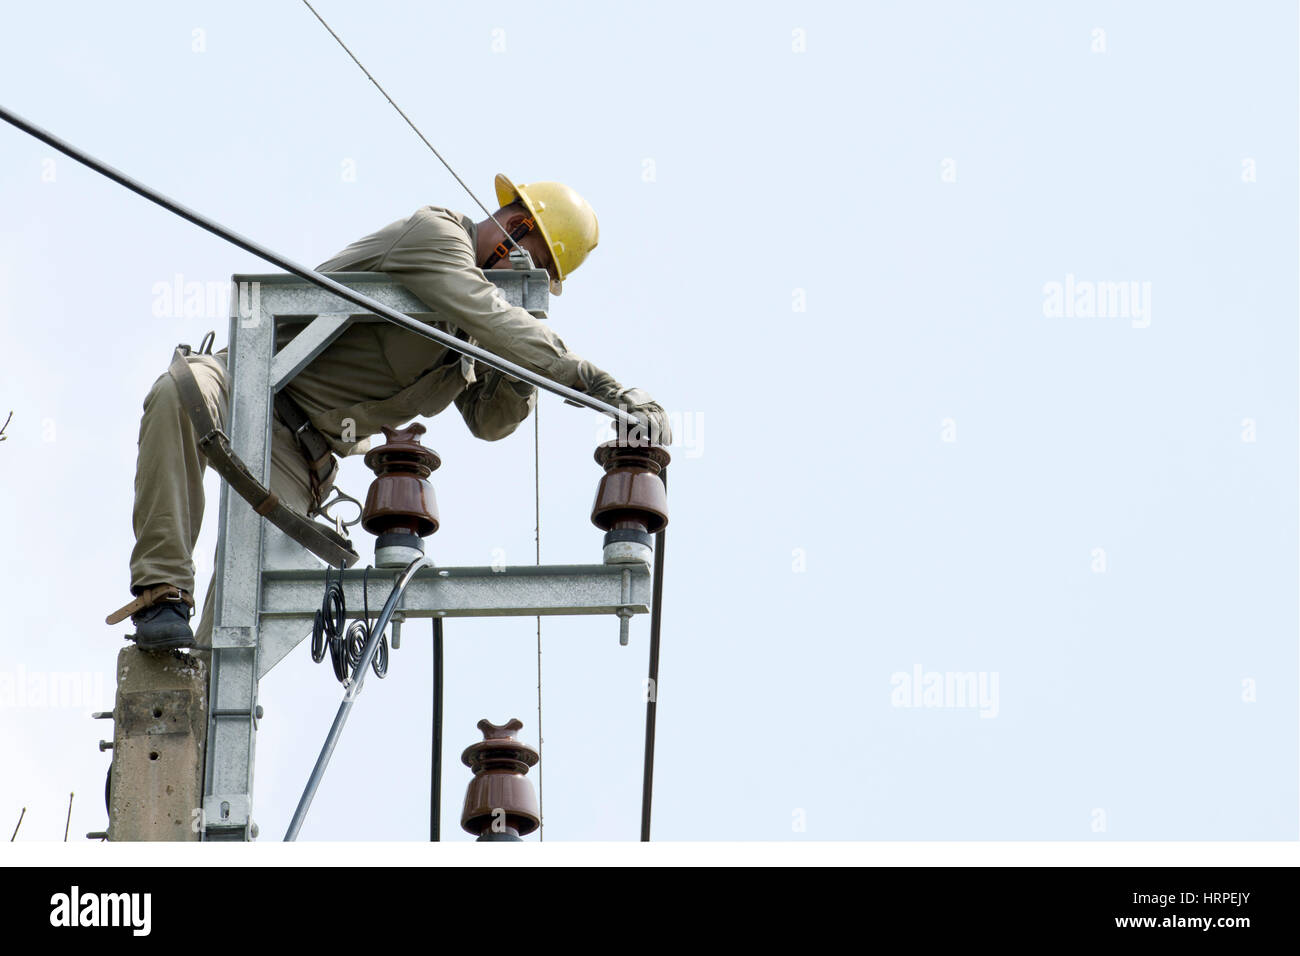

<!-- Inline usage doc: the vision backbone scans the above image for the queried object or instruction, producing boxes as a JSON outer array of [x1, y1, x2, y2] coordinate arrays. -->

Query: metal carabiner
[[315, 487, 363, 537]]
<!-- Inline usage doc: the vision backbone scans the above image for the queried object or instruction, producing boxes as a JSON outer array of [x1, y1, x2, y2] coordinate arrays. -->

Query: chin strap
[[480, 216, 536, 270]]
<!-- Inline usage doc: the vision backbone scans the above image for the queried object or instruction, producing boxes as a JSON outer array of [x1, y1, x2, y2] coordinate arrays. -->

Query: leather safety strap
[[106, 584, 194, 626], [165, 347, 360, 569], [273, 389, 339, 504]]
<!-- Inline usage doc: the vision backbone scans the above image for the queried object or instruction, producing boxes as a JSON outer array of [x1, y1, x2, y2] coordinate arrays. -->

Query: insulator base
[[603, 528, 654, 565], [375, 532, 425, 569]]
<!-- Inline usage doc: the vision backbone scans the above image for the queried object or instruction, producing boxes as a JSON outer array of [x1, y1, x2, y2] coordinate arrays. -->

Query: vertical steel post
[[201, 282, 273, 840]]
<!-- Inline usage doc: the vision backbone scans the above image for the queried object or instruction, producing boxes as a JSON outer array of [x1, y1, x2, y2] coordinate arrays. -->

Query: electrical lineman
[[105, 174, 673, 650]]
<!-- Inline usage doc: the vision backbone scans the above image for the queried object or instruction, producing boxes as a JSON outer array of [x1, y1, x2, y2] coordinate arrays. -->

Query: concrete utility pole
[[105, 648, 207, 841]]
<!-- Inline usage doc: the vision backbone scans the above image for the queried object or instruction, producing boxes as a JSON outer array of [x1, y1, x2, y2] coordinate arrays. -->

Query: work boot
[[106, 584, 196, 651], [131, 601, 195, 650]]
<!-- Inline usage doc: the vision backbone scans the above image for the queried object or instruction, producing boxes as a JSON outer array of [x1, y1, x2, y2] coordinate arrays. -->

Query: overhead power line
[[300, 0, 525, 259]]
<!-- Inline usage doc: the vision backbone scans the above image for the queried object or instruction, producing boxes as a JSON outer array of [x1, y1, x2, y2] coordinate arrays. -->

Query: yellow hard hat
[[494, 173, 599, 296]]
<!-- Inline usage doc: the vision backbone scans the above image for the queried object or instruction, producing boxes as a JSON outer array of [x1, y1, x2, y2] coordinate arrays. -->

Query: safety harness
[[272, 388, 339, 506], [165, 344, 360, 569]]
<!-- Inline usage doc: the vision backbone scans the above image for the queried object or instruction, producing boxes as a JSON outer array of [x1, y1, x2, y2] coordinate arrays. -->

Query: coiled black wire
[[325, 565, 353, 683], [312, 565, 346, 664], [312, 564, 390, 682], [330, 622, 353, 683], [360, 565, 388, 679]]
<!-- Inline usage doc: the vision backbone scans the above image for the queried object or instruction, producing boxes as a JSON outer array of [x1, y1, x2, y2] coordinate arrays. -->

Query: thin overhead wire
[[301, 3, 654, 843], [534, 405, 544, 841], [300, 0, 525, 258], [301, 5, 554, 840], [305, 3, 552, 840]]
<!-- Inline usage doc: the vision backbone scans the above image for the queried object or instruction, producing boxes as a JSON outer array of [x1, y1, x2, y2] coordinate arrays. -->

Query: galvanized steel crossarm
[[259, 564, 653, 620]]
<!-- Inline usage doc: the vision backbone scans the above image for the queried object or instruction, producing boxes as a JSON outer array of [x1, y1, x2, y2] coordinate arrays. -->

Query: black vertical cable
[[430, 617, 444, 841], [640, 468, 667, 841]]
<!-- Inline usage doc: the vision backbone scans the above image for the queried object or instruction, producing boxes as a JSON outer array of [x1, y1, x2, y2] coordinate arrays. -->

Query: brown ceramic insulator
[[460, 718, 540, 838], [361, 423, 441, 538], [591, 439, 670, 535]]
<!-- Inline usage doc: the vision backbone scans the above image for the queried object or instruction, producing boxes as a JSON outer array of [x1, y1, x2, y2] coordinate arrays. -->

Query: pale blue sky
[[0, 1, 1295, 842]]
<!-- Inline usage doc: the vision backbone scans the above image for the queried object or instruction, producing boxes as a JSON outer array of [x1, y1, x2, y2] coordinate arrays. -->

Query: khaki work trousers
[[128, 350, 325, 647]]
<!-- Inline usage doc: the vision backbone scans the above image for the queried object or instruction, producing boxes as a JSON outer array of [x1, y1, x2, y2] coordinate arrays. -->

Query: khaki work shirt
[[279, 205, 586, 456]]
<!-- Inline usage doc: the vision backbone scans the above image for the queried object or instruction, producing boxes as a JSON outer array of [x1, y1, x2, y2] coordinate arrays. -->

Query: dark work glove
[[577, 360, 672, 446]]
